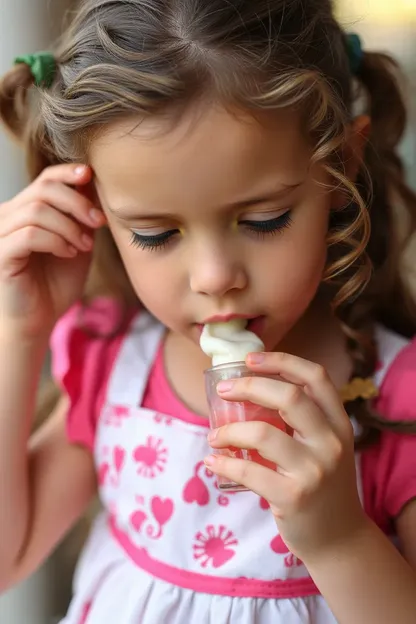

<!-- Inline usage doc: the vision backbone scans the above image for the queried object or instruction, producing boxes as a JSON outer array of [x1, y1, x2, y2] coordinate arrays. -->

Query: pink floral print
[[133, 436, 168, 478], [193, 525, 238, 568]]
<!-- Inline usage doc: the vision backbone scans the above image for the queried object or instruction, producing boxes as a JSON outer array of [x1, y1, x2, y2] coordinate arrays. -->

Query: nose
[[189, 242, 247, 297]]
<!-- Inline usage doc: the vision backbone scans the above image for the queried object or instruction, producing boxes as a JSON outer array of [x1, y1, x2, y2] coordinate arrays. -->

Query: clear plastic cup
[[204, 361, 287, 492]]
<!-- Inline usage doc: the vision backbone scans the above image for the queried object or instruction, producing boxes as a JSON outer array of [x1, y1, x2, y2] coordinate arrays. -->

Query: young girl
[[0, 1, 416, 622]]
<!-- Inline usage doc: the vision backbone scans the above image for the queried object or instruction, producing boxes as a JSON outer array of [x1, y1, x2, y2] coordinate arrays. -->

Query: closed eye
[[240, 211, 293, 236], [130, 229, 178, 251], [130, 210, 293, 251]]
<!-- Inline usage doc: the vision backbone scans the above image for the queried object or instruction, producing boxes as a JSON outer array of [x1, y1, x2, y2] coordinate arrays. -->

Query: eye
[[240, 210, 293, 237], [129, 210, 293, 251], [130, 229, 179, 251]]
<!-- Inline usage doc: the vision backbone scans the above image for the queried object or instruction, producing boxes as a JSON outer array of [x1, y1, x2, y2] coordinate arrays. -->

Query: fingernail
[[89, 208, 103, 224], [204, 455, 216, 467], [247, 352, 265, 365], [217, 381, 235, 393], [81, 234, 93, 249], [207, 429, 218, 442], [74, 165, 87, 176]]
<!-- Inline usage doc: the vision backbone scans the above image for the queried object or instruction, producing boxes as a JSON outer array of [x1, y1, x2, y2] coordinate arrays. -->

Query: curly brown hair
[[1, 0, 416, 445]]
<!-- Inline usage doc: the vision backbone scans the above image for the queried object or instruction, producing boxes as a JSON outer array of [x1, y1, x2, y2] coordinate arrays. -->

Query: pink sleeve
[[362, 338, 416, 531], [50, 298, 131, 451]]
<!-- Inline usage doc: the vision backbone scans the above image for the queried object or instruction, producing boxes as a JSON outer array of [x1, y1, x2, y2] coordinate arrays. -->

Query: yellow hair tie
[[340, 377, 379, 403]]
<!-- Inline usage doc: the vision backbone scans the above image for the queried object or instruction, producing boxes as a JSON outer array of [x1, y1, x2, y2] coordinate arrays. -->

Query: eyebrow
[[107, 182, 303, 221]]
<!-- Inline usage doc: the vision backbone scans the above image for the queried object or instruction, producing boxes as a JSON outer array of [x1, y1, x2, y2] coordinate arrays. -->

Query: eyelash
[[130, 211, 293, 251]]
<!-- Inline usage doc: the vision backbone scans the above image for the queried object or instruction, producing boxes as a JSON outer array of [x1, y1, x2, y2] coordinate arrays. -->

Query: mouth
[[195, 315, 265, 336], [202, 313, 256, 324]]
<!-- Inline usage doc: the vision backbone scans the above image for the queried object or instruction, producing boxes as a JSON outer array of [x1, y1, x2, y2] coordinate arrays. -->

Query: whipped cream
[[200, 319, 265, 367]]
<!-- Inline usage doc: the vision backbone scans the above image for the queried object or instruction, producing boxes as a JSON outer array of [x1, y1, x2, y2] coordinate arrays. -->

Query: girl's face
[[91, 104, 332, 351]]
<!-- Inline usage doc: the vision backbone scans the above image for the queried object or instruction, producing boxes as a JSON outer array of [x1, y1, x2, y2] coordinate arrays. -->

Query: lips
[[196, 315, 265, 337], [202, 314, 255, 325]]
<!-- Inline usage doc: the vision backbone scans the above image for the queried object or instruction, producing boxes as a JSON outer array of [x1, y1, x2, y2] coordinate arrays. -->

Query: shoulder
[[50, 297, 136, 399], [50, 297, 130, 347], [374, 325, 416, 422], [49, 298, 139, 449], [360, 326, 416, 529]]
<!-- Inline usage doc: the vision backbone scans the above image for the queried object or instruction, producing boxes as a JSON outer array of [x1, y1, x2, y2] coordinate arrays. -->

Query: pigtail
[[0, 62, 55, 180], [337, 50, 416, 447], [0, 63, 35, 140], [358, 51, 416, 337]]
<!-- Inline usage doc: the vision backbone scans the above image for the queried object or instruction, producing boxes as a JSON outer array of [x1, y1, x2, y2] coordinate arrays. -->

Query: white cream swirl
[[200, 319, 265, 367]]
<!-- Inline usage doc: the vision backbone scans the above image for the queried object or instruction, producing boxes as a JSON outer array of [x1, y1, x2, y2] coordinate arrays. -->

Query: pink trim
[[142, 344, 210, 428], [109, 516, 319, 599], [78, 601, 92, 624]]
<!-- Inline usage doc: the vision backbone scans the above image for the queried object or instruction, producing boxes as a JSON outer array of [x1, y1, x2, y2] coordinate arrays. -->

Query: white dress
[[52, 306, 412, 624]]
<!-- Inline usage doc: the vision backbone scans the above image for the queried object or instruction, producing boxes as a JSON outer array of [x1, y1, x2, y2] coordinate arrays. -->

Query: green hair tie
[[14, 52, 56, 88], [346, 33, 364, 75]]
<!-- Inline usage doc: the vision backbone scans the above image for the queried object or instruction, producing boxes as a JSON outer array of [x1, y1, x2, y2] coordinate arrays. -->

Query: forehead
[[90, 104, 312, 210]]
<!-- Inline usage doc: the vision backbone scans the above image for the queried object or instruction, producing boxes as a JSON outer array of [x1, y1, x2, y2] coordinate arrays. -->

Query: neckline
[[151, 340, 210, 428]]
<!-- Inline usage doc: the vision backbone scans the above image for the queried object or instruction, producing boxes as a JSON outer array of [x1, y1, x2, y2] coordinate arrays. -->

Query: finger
[[246, 352, 348, 435], [16, 164, 103, 226], [204, 454, 286, 505], [18, 164, 92, 199], [24, 180, 104, 230], [38, 163, 92, 186], [217, 376, 330, 439], [0, 202, 94, 252], [0, 226, 78, 275], [208, 420, 308, 472]]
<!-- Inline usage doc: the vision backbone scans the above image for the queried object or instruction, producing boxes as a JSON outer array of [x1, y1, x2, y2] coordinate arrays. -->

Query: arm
[[0, 335, 96, 592], [0, 163, 104, 591], [396, 500, 416, 569], [304, 518, 416, 624]]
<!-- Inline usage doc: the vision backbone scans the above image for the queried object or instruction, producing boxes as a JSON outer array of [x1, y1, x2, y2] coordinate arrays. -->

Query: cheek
[[286, 244, 326, 299], [264, 215, 328, 308], [125, 252, 171, 302], [111, 233, 183, 320], [107, 228, 156, 296]]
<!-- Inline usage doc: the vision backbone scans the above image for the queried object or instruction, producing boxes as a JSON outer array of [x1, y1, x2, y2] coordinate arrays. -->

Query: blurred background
[[0, 0, 415, 622]]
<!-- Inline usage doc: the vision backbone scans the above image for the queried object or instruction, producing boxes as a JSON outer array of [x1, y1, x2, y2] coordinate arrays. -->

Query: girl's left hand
[[204, 352, 368, 565]]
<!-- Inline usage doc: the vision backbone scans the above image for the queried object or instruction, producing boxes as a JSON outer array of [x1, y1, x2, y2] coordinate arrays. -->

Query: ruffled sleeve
[[50, 298, 133, 451], [361, 337, 416, 532]]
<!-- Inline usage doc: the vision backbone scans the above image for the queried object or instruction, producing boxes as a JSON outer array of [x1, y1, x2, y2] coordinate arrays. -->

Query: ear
[[332, 115, 371, 209]]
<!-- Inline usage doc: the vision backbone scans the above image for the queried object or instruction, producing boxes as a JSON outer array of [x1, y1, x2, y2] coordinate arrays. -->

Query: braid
[[325, 188, 416, 449]]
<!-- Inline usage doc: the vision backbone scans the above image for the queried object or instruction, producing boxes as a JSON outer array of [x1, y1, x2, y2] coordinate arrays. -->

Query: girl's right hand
[[0, 164, 105, 341]]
